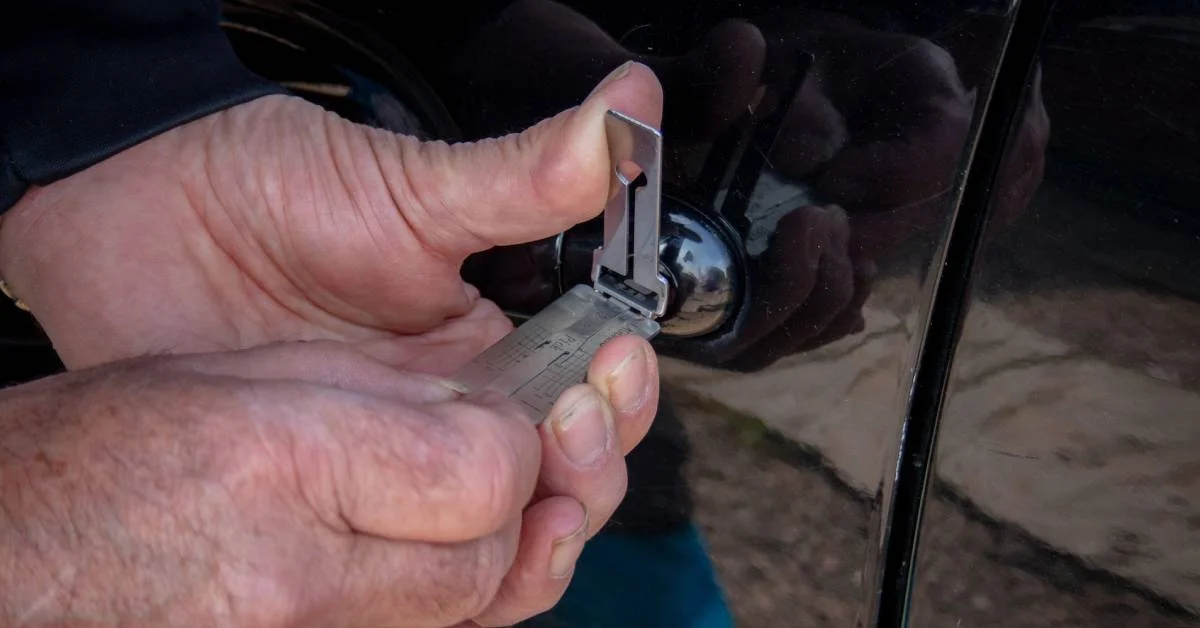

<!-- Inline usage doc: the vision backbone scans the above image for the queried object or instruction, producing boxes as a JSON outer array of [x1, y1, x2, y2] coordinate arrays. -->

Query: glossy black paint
[[873, 2, 1056, 624], [352, 2, 1022, 625], [908, 2, 1200, 625], [2, 0, 1197, 626]]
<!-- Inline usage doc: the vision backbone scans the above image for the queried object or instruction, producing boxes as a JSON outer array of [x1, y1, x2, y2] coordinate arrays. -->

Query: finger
[[287, 387, 541, 544], [729, 252, 866, 371], [815, 72, 974, 209], [722, 205, 837, 357], [170, 340, 461, 403], [368, 62, 664, 257], [334, 519, 522, 628], [356, 297, 514, 375], [771, 72, 849, 178], [764, 206, 855, 346], [471, 496, 589, 627], [794, 258, 877, 352], [585, 334, 659, 456], [537, 384, 628, 538]]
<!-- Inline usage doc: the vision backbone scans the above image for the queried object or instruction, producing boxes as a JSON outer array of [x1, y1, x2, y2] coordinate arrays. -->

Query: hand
[[718, 203, 874, 372], [428, 10, 972, 370], [713, 14, 975, 370], [0, 336, 658, 627], [757, 11, 1048, 259], [0, 63, 663, 370], [671, 13, 1047, 370]]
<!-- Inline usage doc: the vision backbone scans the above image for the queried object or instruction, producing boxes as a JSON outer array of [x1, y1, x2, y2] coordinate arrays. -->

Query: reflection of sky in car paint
[[743, 171, 819, 256]]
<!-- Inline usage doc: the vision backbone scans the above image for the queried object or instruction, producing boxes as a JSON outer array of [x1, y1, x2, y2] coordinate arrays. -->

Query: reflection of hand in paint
[[696, 12, 1048, 371], [446, 3, 1048, 371], [754, 11, 1046, 258]]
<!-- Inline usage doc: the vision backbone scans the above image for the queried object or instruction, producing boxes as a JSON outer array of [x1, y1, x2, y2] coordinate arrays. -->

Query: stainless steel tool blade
[[449, 110, 668, 422]]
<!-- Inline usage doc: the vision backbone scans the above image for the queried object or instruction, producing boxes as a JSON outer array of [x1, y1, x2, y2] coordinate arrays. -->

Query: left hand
[[0, 336, 659, 628], [0, 62, 662, 370]]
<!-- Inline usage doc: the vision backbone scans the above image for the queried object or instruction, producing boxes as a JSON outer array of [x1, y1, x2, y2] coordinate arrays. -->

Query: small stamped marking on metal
[[451, 285, 659, 420], [450, 110, 668, 423]]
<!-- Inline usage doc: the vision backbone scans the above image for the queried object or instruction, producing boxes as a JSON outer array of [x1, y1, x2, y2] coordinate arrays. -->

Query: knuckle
[[429, 539, 508, 621], [425, 565, 479, 621], [435, 402, 532, 531], [465, 425, 524, 529], [468, 538, 510, 615]]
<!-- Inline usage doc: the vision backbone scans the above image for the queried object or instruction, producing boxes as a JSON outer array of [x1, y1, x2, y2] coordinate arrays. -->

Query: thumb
[[370, 61, 664, 257]]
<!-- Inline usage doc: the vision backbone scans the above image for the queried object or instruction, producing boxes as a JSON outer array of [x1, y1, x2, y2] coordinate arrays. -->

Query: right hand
[[0, 336, 658, 627]]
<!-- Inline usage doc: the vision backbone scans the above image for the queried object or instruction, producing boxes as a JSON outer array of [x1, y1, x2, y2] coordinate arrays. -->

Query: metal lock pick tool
[[449, 110, 668, 422]]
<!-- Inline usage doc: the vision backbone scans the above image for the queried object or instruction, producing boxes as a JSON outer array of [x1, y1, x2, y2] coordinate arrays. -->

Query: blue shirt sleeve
[[0, 0, 283, 213]]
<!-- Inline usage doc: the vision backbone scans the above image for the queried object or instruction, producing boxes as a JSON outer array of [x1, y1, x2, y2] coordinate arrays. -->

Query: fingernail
[[550, 387, 613, 467], [606, 345, 650, 414], [549, 510, 589, 579], [588, 61, 634, 98]]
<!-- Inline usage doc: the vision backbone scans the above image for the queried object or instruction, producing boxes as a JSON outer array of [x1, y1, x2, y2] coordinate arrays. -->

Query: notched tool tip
[[594, 110, 670, 319], [448, 111, 669, 420]]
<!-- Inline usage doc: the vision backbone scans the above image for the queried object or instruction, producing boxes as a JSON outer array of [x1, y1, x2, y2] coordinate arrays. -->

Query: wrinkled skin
[[0, 63, 666, 626], [0, 337, 658, 627], [0, 64, 662, 371]]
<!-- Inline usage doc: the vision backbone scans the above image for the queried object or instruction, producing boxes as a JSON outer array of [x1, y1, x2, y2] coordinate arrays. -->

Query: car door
[[905, 2, 1200, 626], [4, 0, 1197, 625]]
